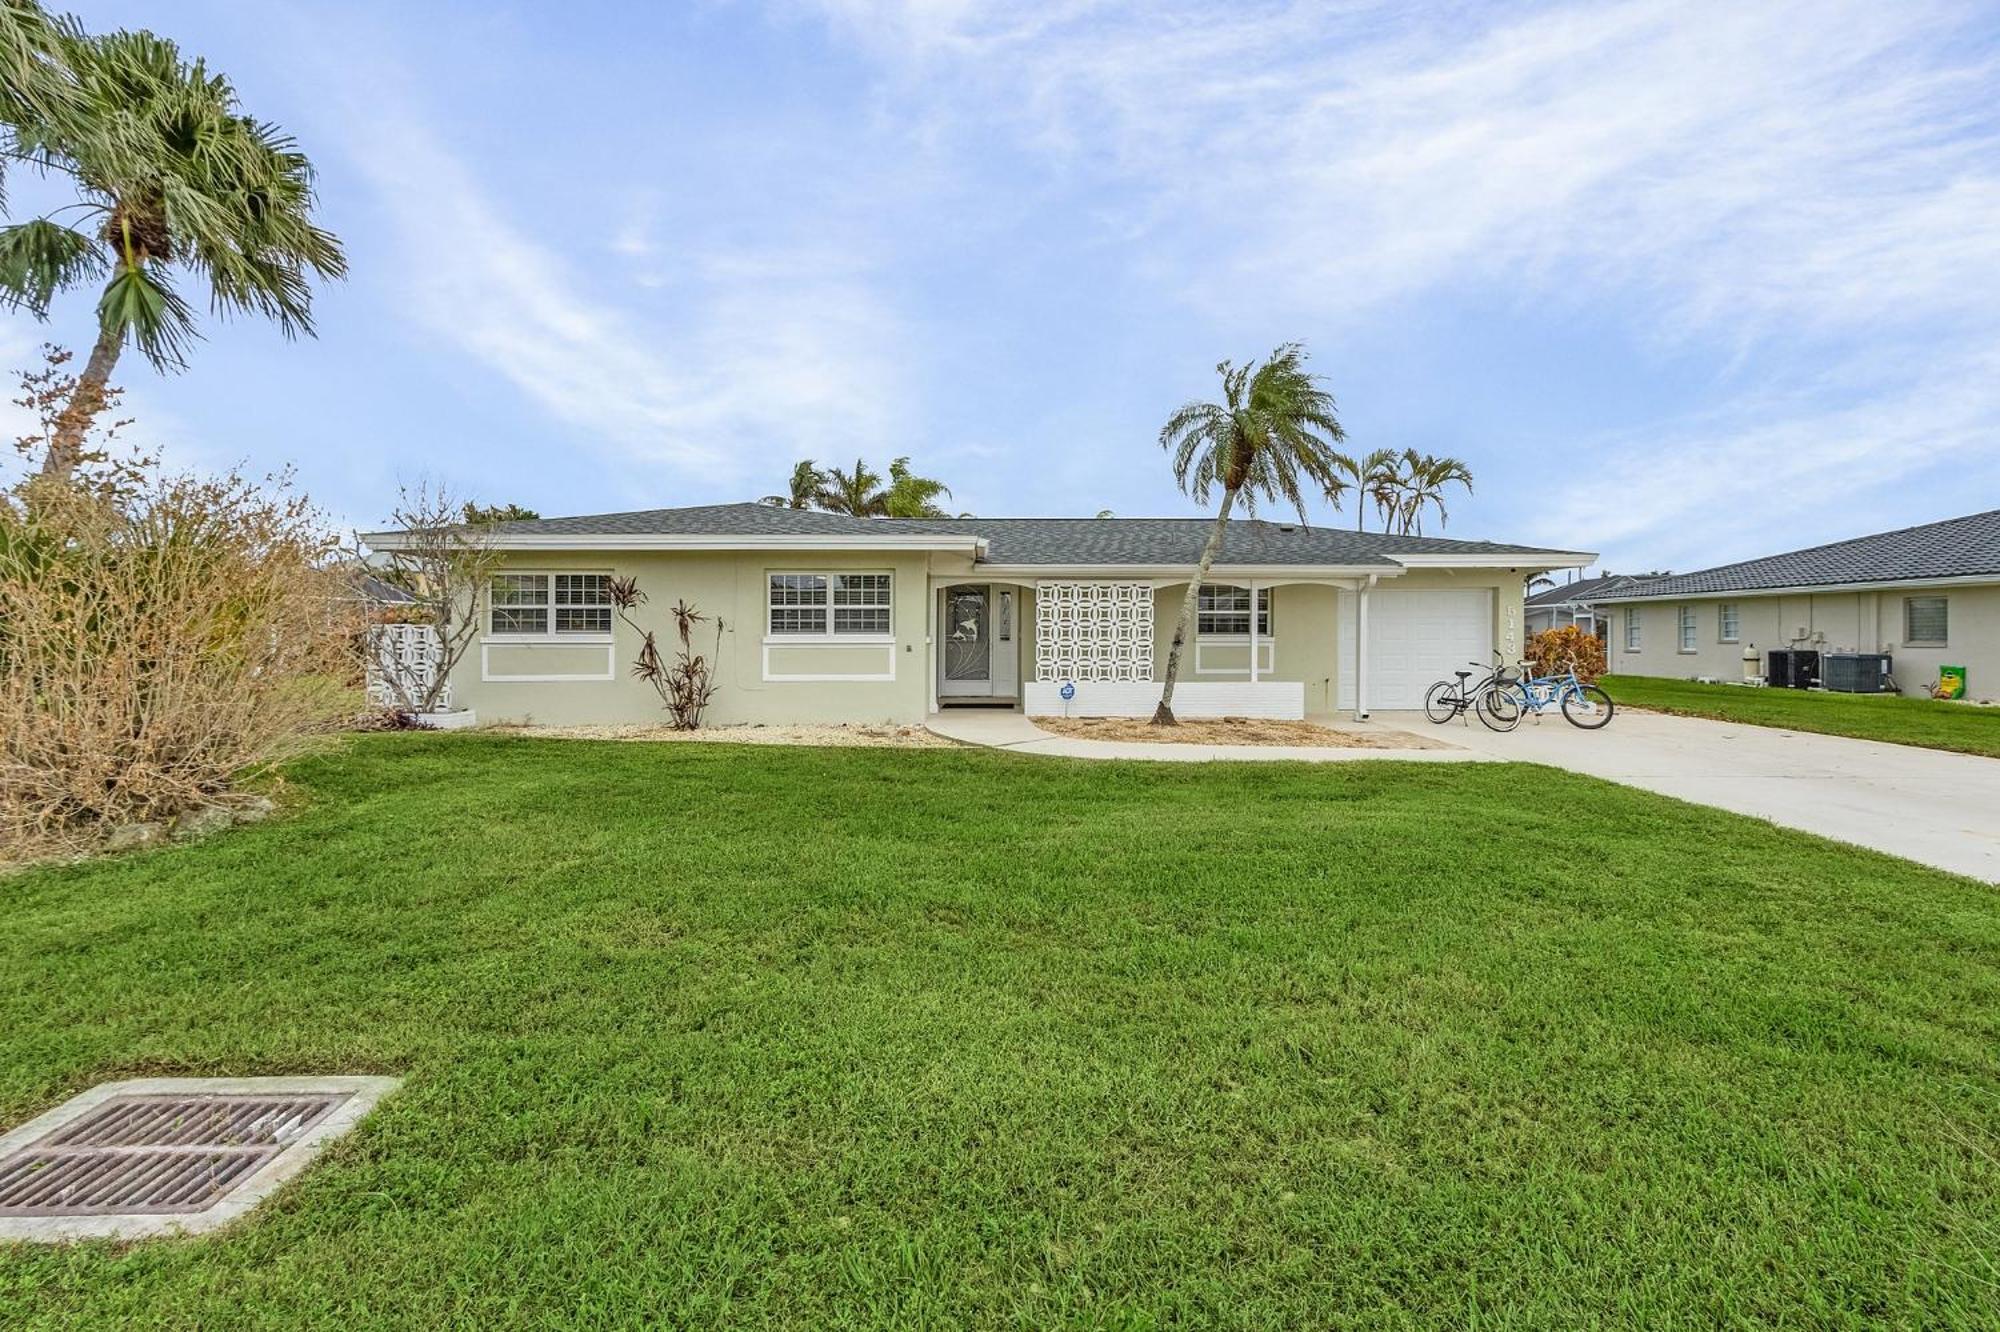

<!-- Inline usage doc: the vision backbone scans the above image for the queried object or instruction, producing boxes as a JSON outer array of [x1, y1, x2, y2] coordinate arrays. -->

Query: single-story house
[[1524, 574, 1635, 639], [1592, 508, 2000, 698], [363, 503, 1592, 725]]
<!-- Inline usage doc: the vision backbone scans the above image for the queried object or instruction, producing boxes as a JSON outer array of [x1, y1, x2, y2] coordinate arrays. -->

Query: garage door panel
[[1337, 589, 1493, 711]]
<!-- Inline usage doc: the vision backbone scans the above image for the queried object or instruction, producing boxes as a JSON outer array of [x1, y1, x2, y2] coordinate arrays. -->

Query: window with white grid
[[490, 573, 612, 637], [1197, 585, 1272, 636], [1717, 602, 1740, 642], [769, 572, 892, 638], [1677, 605, 1697, 652], [1624, 608, 1641, 651]]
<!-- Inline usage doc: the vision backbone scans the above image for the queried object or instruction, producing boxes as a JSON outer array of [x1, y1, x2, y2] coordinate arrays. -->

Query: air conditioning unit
[[1768, 649, 1820, 689], [1823, 653, 1893, 693]]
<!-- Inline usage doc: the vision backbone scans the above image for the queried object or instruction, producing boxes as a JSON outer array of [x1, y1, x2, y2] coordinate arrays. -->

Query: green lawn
[[1601, 673, 2000, 758], [2, 736, 1998, 1329]]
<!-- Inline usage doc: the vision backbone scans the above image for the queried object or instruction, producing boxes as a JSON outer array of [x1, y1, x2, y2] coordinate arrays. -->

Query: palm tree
[[0, 2, 74, 136], [1335, 447, 1398, 531], [0, 27, 345, 479], [1396, 451, 1474, 535], [760, 459, 825, 510], [881, 456, 952, 518], [1152, 343, 1350, 725], [816, 457, 887, 517]]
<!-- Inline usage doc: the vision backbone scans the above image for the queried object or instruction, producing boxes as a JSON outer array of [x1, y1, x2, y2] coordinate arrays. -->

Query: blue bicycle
[[1483, 655, 1614, 731]]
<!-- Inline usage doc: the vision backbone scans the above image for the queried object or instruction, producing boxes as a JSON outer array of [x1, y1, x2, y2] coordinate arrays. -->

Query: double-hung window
[[1717, 602, 1740, 643], [1677, 605, 1697, 652], [1624, 608, 1641, 651], [1904, 596, 1948, 646], [1197, 585, 1273, 636], [489, 572, 612, 636], [768, 572, 893, 638]]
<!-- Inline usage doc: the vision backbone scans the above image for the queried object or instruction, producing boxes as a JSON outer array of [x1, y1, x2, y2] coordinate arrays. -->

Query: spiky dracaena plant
[[1152, 344, 1350, 725], [609, 578, 724, 730], [0, 26, 345, 479]]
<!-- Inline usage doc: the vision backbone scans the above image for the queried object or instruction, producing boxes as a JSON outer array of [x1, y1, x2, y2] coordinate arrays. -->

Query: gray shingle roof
[[1525, 574, 1635, 607], [469, 502, 1571, 568], [1601, 509, 2000, 599]]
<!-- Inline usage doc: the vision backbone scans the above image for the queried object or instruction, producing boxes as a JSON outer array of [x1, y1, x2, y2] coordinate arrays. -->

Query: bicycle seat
[[1453, 670, 1472, 682]]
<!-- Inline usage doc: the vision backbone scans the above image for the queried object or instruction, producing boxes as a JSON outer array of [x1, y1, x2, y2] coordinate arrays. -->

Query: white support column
[[1247, 580, 1260, 684], [1354, 575, 1375, 720], [926, 585, 940, 714]]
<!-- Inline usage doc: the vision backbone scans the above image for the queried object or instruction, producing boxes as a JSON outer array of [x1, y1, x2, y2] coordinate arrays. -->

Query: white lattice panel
[[1033, 582, 1153, 682], [367, 623, 449, 709]]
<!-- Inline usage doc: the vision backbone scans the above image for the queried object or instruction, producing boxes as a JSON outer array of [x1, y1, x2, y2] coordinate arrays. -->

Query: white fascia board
[[360, 531, 987, 555], [969, 563, 1401, 581], [1389, 550, 1597, 570], [1592, 572, 2000, 603]]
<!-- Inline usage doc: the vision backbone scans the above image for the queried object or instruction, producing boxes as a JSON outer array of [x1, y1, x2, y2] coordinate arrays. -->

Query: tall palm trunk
[[1150, 486, 1237, 725], [41, 319, 124, 480]]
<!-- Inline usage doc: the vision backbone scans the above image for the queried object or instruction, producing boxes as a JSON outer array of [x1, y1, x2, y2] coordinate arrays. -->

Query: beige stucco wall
[[1602, 584, 2000, 699], [450, 554, 1538, 725], [451, 549, 932, 726]]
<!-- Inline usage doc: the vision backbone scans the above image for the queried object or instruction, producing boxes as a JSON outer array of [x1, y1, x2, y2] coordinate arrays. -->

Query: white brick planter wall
[[1023, 680, 1305, 719]]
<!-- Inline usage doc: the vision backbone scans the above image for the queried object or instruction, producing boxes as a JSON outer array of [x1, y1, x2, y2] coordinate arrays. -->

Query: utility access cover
[[0, 1076, 399, 1242]]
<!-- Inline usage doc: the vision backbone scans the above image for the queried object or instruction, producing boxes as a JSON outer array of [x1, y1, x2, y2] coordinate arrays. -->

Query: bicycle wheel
[[1423, 680, 1459, 724], [1478, 686, 1523, 732], [1562, 684, 1615, 729]]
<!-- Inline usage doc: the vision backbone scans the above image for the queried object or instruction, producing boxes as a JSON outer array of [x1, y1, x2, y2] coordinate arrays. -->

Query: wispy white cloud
[[344, 113, 909, 487], [792, 0, 2000, 565]]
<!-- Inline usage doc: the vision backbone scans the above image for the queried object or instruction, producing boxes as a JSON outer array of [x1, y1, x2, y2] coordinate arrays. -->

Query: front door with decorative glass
[[939, 584, 1019, 699]]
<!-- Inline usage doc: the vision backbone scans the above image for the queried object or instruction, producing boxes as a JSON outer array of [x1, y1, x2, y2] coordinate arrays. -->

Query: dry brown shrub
[[1, 447, 361, 856], [1525, 624, 1608, 683]]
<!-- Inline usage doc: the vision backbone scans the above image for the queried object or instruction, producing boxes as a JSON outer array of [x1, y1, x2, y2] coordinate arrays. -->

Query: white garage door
[[1336, 589, 1494, 711]]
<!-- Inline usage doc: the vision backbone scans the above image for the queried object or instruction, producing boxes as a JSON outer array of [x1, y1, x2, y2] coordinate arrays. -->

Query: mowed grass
[[2, 737, 1998, 1329], [1601, 673, 2000, 758]]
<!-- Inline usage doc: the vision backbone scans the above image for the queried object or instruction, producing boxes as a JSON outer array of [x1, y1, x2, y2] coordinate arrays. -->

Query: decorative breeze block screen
[[366, 623, 449, 709], [1034, 582, 1153, 682]]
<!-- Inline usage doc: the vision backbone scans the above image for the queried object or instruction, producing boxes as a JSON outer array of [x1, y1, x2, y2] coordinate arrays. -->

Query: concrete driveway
[[1387, 708, 2000, 882]]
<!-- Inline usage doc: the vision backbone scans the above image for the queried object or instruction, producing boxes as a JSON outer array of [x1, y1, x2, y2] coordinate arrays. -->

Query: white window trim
[[1903, 595, 1949, 647], [1717, 602, 1740, 644], [483, 571, 615, 644], [1196, 585, 1274, 638], [763, 570, 896, 645], [1677, 605, 1697, 654], [1624, 608, 1641, 652]]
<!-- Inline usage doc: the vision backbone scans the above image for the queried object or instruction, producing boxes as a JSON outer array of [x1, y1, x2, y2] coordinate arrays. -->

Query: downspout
[[1355, 574, 1378, 721]]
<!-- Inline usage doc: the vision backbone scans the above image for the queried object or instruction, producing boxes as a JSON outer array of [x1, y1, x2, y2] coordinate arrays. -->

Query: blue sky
[[8, 0, 2000, 573]]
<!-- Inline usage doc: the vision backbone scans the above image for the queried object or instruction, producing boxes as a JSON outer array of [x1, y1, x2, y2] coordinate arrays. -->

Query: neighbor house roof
[[1525, 574, 1635, 608], [1595, 509, 2000, 601], [365, 502, 1588, 571]]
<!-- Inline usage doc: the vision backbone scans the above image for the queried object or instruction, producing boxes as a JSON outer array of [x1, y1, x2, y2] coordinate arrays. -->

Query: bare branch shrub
[[366, 481, 503, 713], [1, 440, 360, 856], [610, 577, 723, 729]]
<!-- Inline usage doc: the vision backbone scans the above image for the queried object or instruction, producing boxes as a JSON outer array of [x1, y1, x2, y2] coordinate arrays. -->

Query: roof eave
[[1592, 571, 2000, 602], [360, 531, 990, 556]]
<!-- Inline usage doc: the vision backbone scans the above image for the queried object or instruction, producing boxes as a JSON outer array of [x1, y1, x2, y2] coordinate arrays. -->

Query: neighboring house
[[1593, 509, 2000, 698], [362, 503, 1591, 725], [1524, 574, 1634, 638], [349, 571, 418, 612]]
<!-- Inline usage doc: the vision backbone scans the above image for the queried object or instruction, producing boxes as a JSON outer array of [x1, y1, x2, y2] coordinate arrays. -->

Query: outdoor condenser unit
[[1822, 652, 1893, 693], [1768, 649, 1820, 689]]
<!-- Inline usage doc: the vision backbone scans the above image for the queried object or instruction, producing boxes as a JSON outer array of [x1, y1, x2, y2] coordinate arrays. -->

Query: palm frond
[[0, 216, 104, 314], [97, 260, 196, 369]]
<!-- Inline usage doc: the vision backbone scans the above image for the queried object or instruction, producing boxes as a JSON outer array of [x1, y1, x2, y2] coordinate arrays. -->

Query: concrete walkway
[[1381, 708, 2000, 882], [924, 709, 1492, 763]]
